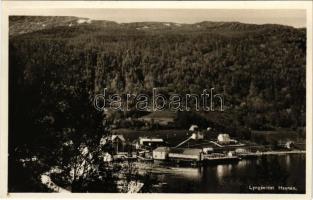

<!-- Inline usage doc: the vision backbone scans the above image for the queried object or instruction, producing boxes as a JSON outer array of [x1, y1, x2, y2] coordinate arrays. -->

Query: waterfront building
[[152, 147, 171, 160], [217, 134, 238, 145], [168, 148, 204, 161], [217, 134, 231, 144], [134, 137, 165, 150]]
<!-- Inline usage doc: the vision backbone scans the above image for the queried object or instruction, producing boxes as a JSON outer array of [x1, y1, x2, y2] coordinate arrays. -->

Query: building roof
[[169, 148, 202, 155], [189, 125, 199, 131], [111, 135, 126, 142], [139, 137, 164, 143], [153, 147, 170, 152], [179, 140, 216, 149]]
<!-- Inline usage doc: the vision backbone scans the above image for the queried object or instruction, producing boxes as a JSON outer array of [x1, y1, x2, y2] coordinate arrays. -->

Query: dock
[[203, 154, 240, 164], [238, 150, 305, 158]]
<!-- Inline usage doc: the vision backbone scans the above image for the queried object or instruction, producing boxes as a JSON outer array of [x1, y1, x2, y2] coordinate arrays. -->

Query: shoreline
[[240, 150, 306, 156]]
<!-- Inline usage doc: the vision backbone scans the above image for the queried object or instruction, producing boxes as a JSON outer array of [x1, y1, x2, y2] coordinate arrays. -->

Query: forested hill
[[9, 16, 306, 137], [10, 16, 305, 36]]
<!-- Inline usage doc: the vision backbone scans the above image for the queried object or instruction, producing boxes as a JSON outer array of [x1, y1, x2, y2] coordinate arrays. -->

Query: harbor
[[100, 124, 305, 168], [134, 153, 306, 193], [19, 121, 305, 193]]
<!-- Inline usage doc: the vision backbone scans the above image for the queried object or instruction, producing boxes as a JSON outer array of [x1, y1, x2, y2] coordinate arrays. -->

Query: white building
[[217, 134, 238, 145], [217, 134, 231, 144], [189, 125, 199, 131], [191, 132, 204, 140], [152, 147, 170, 160], [135, 137, 164, 149], [139, 137, 164, 146]]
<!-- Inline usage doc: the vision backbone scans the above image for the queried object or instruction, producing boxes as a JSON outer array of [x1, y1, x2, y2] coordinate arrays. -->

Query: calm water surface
[[140, 154, 305, 193]]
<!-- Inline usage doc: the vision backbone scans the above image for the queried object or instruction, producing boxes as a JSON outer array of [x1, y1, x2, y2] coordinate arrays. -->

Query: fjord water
[[146, 154, 305, 193]]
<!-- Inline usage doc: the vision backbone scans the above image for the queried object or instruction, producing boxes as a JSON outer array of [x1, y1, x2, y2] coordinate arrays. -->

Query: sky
[[16, 9, 306, 28]]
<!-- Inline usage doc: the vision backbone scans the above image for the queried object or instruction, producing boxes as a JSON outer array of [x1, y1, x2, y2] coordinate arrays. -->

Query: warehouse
[[168, 148, 204, 161]]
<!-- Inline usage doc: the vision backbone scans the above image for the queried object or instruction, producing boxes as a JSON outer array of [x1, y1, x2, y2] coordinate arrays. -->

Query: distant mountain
[[9, 16, 301, 37], [9, 16, 117, 36]]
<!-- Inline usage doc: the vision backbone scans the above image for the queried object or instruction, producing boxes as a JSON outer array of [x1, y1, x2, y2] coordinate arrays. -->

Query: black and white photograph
[[1, 1, 312, 198]]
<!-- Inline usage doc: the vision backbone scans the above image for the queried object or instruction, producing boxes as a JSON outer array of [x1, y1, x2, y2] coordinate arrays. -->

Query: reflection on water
[[148, 154, 305, 193], [237, 159, 250, 168], [285, 155, 291, 170], [169, 167, 201, 180], [216, 164, 232, 183]]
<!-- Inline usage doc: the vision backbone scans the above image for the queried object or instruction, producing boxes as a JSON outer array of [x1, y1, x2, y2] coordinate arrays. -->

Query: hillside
[[9, 16, 301, 36], [9, 16, 118, 36], [9, 16, 306, 149]]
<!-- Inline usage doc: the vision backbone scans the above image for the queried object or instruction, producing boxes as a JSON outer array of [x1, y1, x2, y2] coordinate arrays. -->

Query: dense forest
[[8, 16, 306, 191]]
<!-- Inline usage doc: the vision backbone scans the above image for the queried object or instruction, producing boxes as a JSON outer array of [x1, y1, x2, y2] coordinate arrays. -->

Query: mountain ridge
[[9, 16, 304, 37]]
